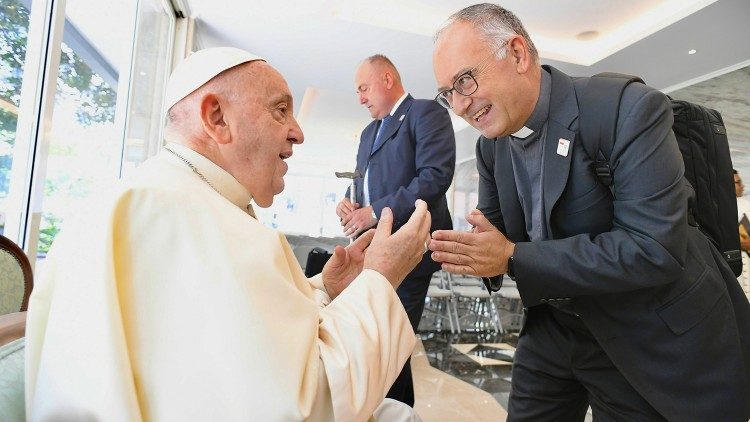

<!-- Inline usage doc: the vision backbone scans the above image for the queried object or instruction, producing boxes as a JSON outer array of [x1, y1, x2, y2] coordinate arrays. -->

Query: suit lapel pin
[[399, 114, 405, 121], [557, 138, 571, 157]]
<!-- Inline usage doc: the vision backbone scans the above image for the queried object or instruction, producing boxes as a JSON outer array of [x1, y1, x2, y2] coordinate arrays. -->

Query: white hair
[[435, 3, 539, 64]]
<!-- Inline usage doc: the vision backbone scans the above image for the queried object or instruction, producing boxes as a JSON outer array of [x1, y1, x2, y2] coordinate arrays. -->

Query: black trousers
[[385, 273, 432, 407], [508, 305, 667, 421]]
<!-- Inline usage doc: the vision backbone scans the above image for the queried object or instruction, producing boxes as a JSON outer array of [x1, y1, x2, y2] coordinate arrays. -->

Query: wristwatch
[[481, 274, 503, 292], [481, 254, 514, 292]]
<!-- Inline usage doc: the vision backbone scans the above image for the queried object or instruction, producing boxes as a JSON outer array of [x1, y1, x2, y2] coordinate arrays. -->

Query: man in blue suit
[[336, 54, 455, 406], [429, 3, 750, 421]]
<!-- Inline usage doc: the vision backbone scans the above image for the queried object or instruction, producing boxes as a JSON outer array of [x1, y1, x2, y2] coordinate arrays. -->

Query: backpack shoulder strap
[[579, 72, 644, 187]]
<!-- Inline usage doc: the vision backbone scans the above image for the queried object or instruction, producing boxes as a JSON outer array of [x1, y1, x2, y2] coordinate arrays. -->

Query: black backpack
[[579, 72, 742, 276]]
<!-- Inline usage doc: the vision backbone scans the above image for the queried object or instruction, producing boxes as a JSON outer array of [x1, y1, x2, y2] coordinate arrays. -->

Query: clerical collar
[[511, 69, 552, 140], [512, 126, 534, 138], [163, 142, 255, 216]]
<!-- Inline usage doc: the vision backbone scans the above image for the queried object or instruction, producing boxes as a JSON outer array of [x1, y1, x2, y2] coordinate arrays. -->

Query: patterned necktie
[[371, 115, 392, 153]]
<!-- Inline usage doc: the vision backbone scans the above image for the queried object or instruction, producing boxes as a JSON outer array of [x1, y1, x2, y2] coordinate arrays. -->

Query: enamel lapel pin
[[557, 138, 570, 157]]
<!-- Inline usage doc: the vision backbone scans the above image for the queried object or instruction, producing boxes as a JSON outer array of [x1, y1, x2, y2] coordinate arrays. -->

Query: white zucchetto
[[164, 47, 265, 111]]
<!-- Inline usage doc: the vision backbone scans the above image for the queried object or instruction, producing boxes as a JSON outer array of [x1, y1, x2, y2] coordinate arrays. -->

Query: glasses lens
[[454, 73, 477, 96], [435, 92, 451, 109]]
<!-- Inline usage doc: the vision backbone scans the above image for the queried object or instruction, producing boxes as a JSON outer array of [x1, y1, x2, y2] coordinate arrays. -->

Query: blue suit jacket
[[351, 95, 455, 277], [476, 66, 750, 421]]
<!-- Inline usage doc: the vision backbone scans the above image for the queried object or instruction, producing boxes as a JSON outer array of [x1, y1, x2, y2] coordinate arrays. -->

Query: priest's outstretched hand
[[428, 208, 514, 277]]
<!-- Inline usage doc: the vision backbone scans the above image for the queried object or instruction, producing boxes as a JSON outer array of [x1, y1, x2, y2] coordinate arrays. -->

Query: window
[[0, 0, 34, 236], [30, 0, 137, 259], [0, 0, 176, 267], [122, 0, 174, 177]]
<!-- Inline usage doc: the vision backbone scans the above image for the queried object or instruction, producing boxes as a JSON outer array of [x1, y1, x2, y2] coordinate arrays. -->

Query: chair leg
[[435, 297, 443, 332], [473, 298, 481, 330], [451, 296, 461, 334], [489, 298, 503, 334], [447, 296, 456, 334]]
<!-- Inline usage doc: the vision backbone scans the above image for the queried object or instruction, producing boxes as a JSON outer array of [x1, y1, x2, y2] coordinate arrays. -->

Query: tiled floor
[[417, 331, 517, 416], [415, 283, 523, 418], [412, 335, 508, 421], [411, 276, 600, 421], [414, 330, 593, 421]]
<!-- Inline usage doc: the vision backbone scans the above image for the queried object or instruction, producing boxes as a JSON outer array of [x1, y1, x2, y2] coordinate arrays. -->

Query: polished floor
[[412, 333, 509, 421], [413, 331, 595, 422], [418, 330, 516, 409], [409, 277, 521, 420]]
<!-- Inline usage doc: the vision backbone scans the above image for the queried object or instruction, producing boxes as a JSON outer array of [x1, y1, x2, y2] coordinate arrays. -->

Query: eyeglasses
[[435, 41, 507, 109]]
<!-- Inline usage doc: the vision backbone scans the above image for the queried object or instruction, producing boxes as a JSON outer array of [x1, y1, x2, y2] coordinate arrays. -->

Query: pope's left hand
[[322, 228, 376, 299]]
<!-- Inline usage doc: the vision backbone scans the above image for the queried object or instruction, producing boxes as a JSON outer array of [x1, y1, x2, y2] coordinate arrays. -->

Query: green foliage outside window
[[1, 0, 117, 252], [38, 213, 60, 253]]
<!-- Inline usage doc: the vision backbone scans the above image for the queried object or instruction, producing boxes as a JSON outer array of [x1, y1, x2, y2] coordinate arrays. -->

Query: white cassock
[[25, 142, 416, 421]]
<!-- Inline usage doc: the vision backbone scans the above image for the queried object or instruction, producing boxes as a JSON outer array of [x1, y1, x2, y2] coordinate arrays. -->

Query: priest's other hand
[[342, 206, 377, 238], [429, 209, 515, 276], [322, 229, 376, 299], [364, 200, 431, 289], [335, 197, 359, 220]]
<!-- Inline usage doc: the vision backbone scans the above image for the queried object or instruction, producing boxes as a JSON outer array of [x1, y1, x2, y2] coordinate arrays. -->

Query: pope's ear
[[199, 93, 231, 145]]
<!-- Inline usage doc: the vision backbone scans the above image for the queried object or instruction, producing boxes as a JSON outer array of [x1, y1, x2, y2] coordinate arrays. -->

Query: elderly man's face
[[433, 21, 525, 139], [355, 62, 391, 119], [224, 63, 304, 207]]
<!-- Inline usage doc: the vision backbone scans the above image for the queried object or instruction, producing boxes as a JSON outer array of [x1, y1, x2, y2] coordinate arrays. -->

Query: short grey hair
[[435, 3, 539, 64], [364, 54, 402, 85]]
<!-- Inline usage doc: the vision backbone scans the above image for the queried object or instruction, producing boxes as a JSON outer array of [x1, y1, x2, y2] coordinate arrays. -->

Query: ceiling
[[186, 0, 748, 98], [181, 0, 750, 170]]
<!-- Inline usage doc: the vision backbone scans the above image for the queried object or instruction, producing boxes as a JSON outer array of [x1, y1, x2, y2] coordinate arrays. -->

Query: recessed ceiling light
[[688, 49, 697, 55], [576, 30, 600, 41]]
